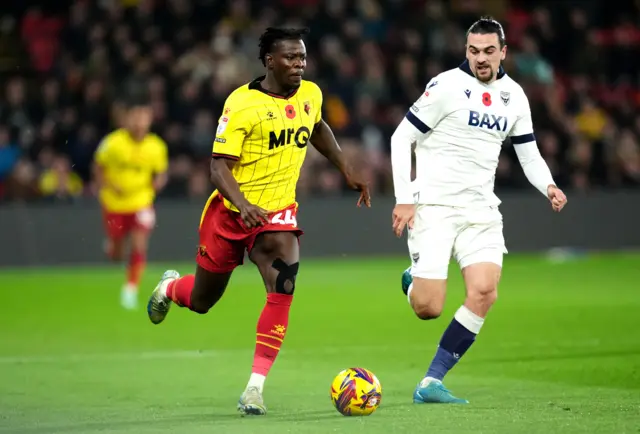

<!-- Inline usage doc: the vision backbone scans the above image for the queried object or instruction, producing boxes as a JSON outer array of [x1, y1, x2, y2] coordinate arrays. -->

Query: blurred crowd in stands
[[0, 0, 638, 203]]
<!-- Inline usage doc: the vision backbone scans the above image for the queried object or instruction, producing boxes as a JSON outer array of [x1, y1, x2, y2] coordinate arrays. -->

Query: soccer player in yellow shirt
[[94, 95, 168, 310], [147, 27, 370, 415]]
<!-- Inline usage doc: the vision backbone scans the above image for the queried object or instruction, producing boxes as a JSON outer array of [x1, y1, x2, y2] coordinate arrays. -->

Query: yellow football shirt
[[94, 129, 168, 213], [208, 77, 323, 213], [39, 170, 84, 197]]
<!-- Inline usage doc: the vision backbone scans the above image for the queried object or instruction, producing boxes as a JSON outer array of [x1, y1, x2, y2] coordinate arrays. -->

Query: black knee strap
[[272, 259, 299, 294]]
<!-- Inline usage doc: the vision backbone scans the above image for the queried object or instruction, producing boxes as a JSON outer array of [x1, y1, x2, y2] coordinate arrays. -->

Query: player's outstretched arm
[[209, 158, 268, 227], [510, 95, 567, 212], [513, 139, 567, 212], [310, 119, 371, 207]]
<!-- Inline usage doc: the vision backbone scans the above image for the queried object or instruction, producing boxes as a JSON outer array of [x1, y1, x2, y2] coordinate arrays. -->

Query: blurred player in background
[[146, 27, 370, 415], [93, 94, 169, 310], [391, 17, 567, 404]]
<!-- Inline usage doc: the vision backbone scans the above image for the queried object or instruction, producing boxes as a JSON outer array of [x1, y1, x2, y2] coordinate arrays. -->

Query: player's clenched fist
[[238, 202, 269, 228], [392, 204, 415, 238], [547, 185, 567, 212]]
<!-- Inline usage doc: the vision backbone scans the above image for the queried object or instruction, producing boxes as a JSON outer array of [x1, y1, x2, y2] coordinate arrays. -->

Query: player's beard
[[475, 65, 494, 83]]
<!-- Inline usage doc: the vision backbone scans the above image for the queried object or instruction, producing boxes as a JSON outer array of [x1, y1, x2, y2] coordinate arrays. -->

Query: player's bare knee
[[106, 240, 125, 262], [411, 291, 445, 319], [191, 303, 211, 314], [463, 263, 501, 310], [413, 302, 443, 320], [189, 293, 215, 314], [467, 282, 498, 308], [410, 278, 446, 320], [189, 273, 229, 314], [271, 258, 299, 295], [410, 296, 444, 320], [109, 252, 124, 262]]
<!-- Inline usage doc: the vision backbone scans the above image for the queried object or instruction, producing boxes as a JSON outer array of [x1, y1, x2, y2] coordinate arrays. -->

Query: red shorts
[[102, 207, 156, 240], [196, 194, 303, 273]]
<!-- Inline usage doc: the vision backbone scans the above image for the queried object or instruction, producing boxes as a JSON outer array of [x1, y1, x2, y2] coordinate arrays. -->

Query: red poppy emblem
[[285, 105, 296, 119], [482, 92, 492, 106]]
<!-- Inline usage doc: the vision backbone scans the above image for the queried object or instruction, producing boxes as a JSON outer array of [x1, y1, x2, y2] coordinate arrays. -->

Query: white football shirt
[[391, 61, 552, 208]]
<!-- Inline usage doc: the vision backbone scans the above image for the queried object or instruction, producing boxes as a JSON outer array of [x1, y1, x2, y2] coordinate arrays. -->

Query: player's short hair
[[258, 27, 310, 66], [122, 92, 151, 109], [466, 16, 506, 48], [116, 76, 151, 109]]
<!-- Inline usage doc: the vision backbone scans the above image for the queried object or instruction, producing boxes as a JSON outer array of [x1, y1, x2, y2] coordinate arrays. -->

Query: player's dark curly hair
[[258, 27, 310, 66], [466, 15, 506, 47]]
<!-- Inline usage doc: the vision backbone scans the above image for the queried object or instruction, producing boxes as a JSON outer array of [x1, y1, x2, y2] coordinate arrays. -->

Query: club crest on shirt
[[304, 101, 310, 115], [500, 91, 510, 106]]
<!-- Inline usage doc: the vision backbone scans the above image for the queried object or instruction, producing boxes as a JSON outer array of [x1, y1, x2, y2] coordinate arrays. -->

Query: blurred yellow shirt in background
[[39, 170, 83, 198]]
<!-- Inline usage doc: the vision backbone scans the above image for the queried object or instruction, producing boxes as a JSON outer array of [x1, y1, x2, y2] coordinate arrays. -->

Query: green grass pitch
[[1, 253, 639, 433]]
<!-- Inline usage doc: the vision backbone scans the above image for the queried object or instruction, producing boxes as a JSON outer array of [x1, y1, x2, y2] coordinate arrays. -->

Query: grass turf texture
[[1, 253, 639, 434]]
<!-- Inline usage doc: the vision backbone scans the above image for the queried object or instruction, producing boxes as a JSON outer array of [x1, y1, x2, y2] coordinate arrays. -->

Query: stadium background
[[0, 1, 638, 433]]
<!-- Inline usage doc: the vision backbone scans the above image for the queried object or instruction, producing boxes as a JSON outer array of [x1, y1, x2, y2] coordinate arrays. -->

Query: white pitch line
[[0, 349, 225, 365], [0, 339, 615, 366], [0, 344, 413, 366]]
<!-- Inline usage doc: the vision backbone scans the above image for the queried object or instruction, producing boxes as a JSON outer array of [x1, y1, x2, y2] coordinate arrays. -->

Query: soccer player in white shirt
[[390, 16, 567, 404]]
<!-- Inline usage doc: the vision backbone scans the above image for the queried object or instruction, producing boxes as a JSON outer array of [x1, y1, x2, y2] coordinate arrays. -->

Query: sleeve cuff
[[211, 153, 240, 160], [395, 194, 415, 204]]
